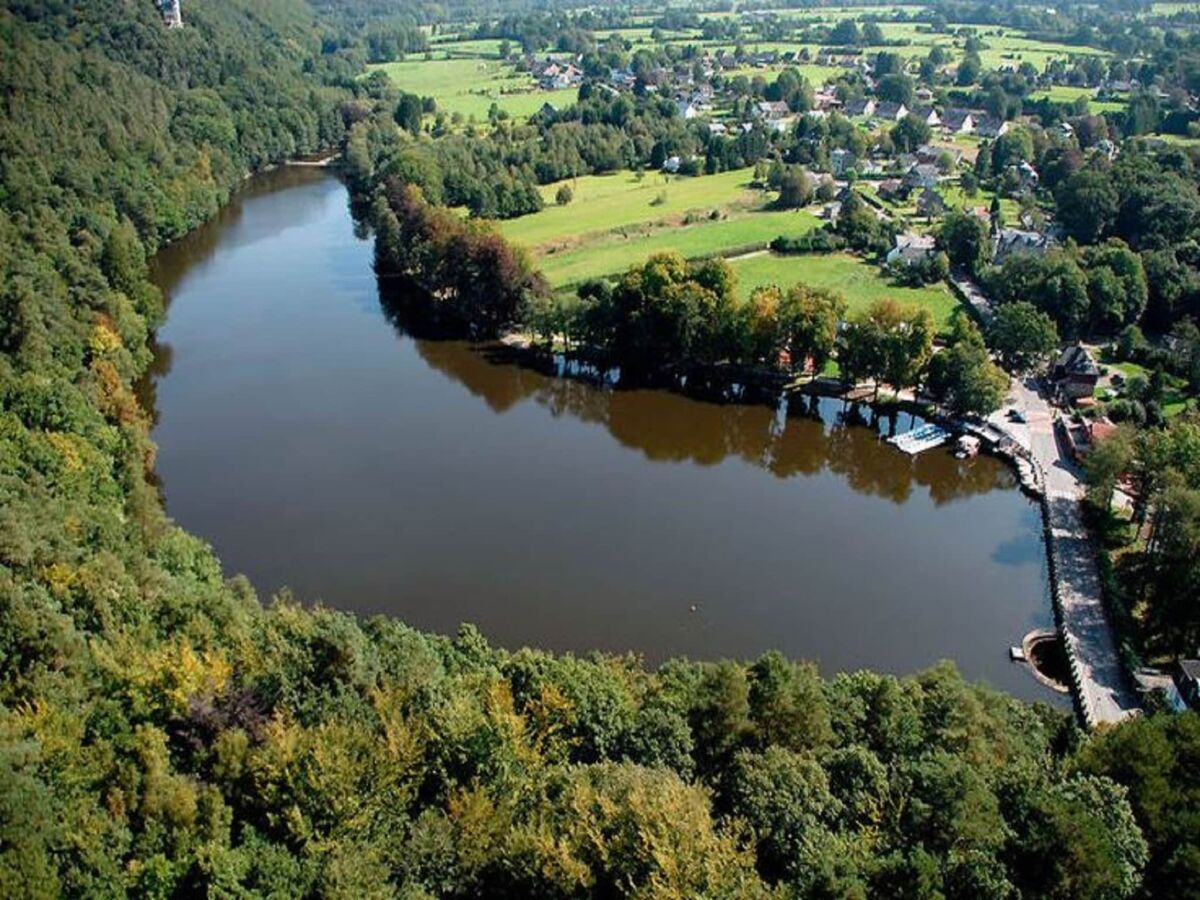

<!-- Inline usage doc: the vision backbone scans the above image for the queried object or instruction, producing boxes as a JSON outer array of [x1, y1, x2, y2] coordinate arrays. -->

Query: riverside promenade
[[991, 377, 1141, 727]]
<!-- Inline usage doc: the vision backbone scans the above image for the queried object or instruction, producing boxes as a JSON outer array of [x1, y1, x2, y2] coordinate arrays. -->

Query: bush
[[555, 184, 574, 206], [770, 229, 846, 255]]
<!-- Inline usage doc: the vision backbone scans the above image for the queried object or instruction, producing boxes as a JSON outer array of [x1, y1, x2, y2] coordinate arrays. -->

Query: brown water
[[148, 167, 1060, 701]]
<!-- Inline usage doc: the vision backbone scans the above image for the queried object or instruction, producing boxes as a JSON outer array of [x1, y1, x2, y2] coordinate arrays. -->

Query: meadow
[[499, 168, 766, 249], [367, 56, 576, 120], [728, 251, 961, 326], [539, 208, 822, 286]]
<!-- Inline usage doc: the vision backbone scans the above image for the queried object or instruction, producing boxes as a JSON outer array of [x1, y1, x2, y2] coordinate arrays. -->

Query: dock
[[888, 423, 950, 455]]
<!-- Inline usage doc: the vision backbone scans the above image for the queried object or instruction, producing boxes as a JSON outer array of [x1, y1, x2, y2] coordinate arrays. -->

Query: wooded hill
[[0, 2, 1197, 897]]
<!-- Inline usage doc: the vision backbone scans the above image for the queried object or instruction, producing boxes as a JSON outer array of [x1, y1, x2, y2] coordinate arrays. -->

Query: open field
[[368, 58, 576, 120], [500, 169, 765, 249], [539, 209, 821, 287], [1028, 85, 1128, 114], [728, 251, 961, 326]]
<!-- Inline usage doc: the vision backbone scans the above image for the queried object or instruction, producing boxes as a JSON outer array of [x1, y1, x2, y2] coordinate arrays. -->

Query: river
[[147, 167, 1061, 702]]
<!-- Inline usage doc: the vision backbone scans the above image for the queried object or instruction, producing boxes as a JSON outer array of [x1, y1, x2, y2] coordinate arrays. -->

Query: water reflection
[[396, 321, 1015, 508]]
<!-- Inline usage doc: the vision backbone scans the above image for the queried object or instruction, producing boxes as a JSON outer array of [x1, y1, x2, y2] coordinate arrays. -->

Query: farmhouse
[[876, 101, 909, 122]]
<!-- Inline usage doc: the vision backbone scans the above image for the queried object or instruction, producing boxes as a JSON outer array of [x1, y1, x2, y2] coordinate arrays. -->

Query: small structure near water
[[889, 423, 950, 455]]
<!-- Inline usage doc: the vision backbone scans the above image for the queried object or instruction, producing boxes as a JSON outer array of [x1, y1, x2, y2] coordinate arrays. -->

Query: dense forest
[[1, 1, 1199, 897]]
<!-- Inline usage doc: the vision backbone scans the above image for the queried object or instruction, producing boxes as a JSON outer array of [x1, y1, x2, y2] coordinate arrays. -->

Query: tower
[[161, 0, 182, 29]]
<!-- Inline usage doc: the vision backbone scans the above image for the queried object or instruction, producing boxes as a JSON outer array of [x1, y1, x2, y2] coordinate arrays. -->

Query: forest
[[1, 1, 1200, 897]]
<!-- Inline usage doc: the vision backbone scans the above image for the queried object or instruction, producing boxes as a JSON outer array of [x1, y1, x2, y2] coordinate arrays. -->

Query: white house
[[887, 233, 937, 267]]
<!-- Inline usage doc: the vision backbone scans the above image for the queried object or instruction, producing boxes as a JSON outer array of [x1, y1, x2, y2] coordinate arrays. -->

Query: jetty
[[888, 423, 950, 455]]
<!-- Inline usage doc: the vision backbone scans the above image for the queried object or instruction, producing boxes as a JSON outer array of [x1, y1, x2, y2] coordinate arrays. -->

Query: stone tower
[[161, 0, 182, 29]]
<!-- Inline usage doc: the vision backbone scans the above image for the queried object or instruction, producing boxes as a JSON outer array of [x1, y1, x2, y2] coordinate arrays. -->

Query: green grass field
[[539, 209, 822, 287], [1028, 84, 1128, 114], [367, 58, 576, 120], [727, 252, 960, 327], [500, 169, 765, 249]]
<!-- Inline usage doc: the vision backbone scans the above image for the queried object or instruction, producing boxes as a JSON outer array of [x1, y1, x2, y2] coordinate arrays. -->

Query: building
[[886, 233, 937, 267], [940, 108, 975, 134], [831, 148, 856, 176], [159, 0, 182, 28], [975, 116, 1011, 139], [876, 101, 909, 122], [910, 106, 940, 127], [1052, 344, 1101, 402], [1011, 160, 1040, 191], [877, 178, 906, 201], [904, 163, 941, 190], [756, 100, 791, 121], [1176, 659, 1200, 709], [916, 144, 961, 167], [994, 228, 1054, 263], [677, 101, 699, 120], [917, 188, 946, 218], [845, 97, 876, 118]]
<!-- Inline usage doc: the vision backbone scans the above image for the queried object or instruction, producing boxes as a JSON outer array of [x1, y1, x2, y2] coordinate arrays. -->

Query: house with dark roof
[[975, 116, 1011, 139], [903, 163, 941, 190], [917, 188, 947, 218], [910, 106, 940, 127], [876, 101, 909, 122], [1052, 344, 1101, 402], [994, 228, 1054, 263], [940, 108, 975, 134], [845, 97, 876, 118]]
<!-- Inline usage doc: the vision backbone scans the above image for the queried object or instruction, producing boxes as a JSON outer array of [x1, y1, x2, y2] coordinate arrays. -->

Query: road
[[992, 377, 1141, 727]]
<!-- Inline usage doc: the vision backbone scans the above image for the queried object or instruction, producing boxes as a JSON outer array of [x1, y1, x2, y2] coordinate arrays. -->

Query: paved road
[[992, 377, 1140, 727]]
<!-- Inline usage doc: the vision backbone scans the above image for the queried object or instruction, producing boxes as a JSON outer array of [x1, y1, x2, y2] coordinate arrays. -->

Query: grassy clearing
[[539, 209, 822, 287], [368, 58, 576, 120], [1028, 84, 1127, 114], [1104, 362, 1194, 417], [727, 251, 961, 327], [500, 168, 765, 249]]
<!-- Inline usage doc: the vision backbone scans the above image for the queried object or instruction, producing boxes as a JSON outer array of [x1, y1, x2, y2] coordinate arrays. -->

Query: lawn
[[499, 168, 765, 249], [727, 251, 961, 328], [1104, 361, 1194, 417], [1028, 85, 1128, 114], [367, 58, 577, 121], [539, 208, 822, 287]]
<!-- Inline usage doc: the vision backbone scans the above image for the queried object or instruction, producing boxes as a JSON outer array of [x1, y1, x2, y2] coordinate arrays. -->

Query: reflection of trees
[[151, 168, 330, 297], [142, 168, 335, 424], [387, 302, 1016, 507]]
